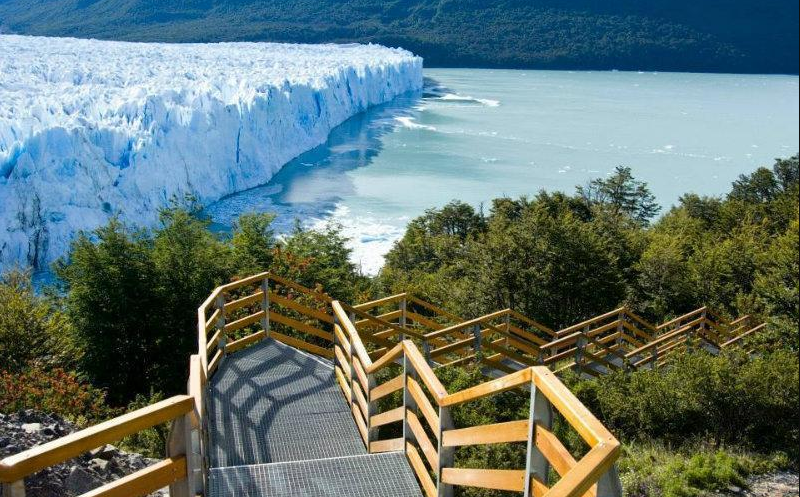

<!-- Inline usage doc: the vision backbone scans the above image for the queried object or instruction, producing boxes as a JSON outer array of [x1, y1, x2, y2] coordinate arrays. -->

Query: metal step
[[208, 452, 423, 497]]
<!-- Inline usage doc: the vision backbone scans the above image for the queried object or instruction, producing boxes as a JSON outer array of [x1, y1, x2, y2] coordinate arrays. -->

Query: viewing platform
[[0, 272, 763, 497]]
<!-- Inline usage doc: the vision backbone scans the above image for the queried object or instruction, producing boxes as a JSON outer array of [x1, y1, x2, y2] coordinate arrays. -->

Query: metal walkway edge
[[206, 338, 422, 496]]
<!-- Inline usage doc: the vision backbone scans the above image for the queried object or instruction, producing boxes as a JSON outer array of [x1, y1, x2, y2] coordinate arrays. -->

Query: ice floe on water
[[0, 34, 422, 270]]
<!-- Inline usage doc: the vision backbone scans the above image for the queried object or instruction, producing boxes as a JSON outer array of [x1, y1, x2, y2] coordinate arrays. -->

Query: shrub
[[571, 349, 799, 460], [0, 270, 79, 373], [0, 367, 113, 424]]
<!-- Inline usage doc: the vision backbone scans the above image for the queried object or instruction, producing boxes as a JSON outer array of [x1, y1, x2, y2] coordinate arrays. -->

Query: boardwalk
[[206, 339, 422, 496]]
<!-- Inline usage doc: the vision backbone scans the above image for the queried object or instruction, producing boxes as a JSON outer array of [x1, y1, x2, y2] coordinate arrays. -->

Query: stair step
[[208, 452, 423, 497]]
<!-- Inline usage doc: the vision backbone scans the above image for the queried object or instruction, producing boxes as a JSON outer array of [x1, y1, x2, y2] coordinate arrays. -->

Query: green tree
[[231, 212, 277, 272], [577, 166, 661, 225], [0, 270, 78, 373], [55, 219, 162, 404]]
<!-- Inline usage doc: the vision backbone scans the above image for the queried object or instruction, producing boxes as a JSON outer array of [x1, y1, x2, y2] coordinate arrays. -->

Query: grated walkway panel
[[207, 338, 366, 467], [208, 453, 422, 497]]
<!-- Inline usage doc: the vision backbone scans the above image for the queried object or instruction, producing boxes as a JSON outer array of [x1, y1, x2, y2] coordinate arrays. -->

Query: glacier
[[0, 35, 423, 270]]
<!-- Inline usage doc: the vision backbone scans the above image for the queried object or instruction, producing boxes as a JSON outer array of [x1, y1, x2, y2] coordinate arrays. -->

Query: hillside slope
[[0, 0, 797, 74]]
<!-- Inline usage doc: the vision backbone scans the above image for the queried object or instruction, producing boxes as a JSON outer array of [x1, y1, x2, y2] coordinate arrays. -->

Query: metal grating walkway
[[208, 453, 422, 497], [207, 338, 366, 467], [206, 338, 423, 496]]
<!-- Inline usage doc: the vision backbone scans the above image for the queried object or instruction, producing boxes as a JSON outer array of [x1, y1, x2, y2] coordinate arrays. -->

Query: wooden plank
[[335, 366, 352, 403], [406, 311, 446, 331], [354, 293, 407, 311], [334, 345, 351, 380], [425, 310, 509, 340], [556, 307, 625, 337], [441, 368, 531, 407], [351, 404, 369, 448], [441, 468, 526, 492], [333, 324, 350, 353], [542, 443, 619, 497], [442, 420, 528, 447], [224, 291, 263, 313], [270, 331, 334, 359], [270, 291, 334, 324], [531, 367, 614, 448], [0, 397, 193, 482], [407, 411, 439, 474], [223, 310, 265, 333], [367, 343, 404, 373], [269, 273, 333, 303], [206, 329, 222, 357], [225, 330, 265, 354], [205, 308, 221, 333], [353, 356, 370, 394], [404, 342, 448, 401], [508, 324, 548, 346], [407, 377, 439, 435], [509, 309, 557, 337], [370, 374, 404, 401], [408, 295, 463, 322], [207, 350, 223, 376], [430, 335, 475, 359], [535, 423, 576, 477], [371, 406, 404, 428], [79, 457, 187, 497], [217, 272, 270, 292], [269, 311, 334, 342], [352, 381, 370, 427], [406, 442, 437, 497], [656, 307, 706, 331], [370, 437, 404, 453]]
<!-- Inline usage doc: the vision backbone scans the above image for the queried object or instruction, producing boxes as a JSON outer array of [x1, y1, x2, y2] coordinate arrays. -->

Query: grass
[[618, 443, 793, 497]]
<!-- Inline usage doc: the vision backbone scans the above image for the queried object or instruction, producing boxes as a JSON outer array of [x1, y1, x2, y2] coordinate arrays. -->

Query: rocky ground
[[738, 472, 799, 497], [0, 410, 167, 497]]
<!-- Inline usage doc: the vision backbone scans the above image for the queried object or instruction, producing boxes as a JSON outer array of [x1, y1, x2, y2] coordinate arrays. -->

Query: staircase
[[0, 271, 767, 497]]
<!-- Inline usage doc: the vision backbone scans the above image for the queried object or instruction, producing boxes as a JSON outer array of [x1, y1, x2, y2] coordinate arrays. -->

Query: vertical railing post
[[2, 481, 25, 497], [596, 465, 624, 497], [215, 294, 226, 358], [423, 340, 433, 367], [167, 413, 197, 497], [472, 324, 482, 358], [402, 352, 417, 454], [504, 312, 511, 348], [399, 296, 407, 341], [366, 372, 377, 450], [436, 406, 454, 497], [574, 335, 587, 377], [260, 277, 270, 339], [524, 380, 553, 496]]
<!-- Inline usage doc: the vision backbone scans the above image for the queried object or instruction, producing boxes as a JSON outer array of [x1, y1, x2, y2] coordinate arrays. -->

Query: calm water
[[206, 69, 800, 273]]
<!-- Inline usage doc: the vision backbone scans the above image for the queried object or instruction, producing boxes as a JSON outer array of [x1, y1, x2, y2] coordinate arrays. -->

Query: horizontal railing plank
[[442, 420, 528, 447], [441, 468, 526, 492], [79, 457, 187, 497], [0, 397, 193, 482]]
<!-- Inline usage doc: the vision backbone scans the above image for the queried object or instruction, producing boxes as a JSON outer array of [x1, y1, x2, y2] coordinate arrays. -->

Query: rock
[[0, 410, 167, 497], [65, 466, 102, 494], [21, 423, 42, 434]]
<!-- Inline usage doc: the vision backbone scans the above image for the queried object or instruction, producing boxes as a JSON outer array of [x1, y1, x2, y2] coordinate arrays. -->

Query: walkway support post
[[523, 384, 553, 496], [260, 276, 270, 339], [436, 406, 454, 497]]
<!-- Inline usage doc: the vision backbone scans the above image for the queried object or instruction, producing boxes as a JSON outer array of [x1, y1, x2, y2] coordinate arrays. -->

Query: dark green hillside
[[0, 0, 797, 73]]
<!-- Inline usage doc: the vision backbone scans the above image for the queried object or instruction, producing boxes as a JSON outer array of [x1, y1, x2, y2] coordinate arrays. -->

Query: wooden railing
[[0, 271, 766, 497], [332, 301, 623, 497], [0, 394, 201, 497]]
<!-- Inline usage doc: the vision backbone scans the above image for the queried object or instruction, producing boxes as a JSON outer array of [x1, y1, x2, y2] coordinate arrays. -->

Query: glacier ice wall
[[0, 35, 423, 269]]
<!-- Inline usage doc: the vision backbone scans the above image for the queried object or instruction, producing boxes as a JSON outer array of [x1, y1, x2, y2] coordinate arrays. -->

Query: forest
[[1, 155, 798, 496], [0, 0, 797, 74]]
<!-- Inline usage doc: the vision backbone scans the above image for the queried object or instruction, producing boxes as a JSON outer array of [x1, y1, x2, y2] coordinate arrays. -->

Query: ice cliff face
[[0, 35, 423, 269]]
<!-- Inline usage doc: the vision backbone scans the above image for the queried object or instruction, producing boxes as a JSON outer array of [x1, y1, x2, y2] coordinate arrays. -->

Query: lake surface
[[206, 69, 799, 274]]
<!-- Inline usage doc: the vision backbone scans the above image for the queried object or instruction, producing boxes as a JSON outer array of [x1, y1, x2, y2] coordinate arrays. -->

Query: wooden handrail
[[0, 396, 194, 483], [556, 307, 626, 337]]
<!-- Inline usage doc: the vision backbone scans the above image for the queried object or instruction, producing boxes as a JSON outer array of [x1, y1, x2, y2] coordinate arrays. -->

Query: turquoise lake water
[[206, 69, 800, 273]]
